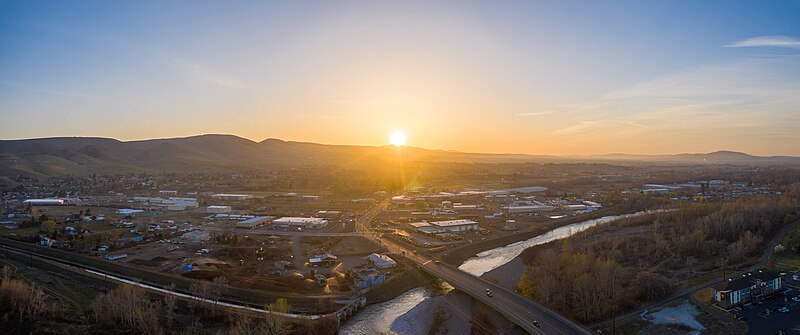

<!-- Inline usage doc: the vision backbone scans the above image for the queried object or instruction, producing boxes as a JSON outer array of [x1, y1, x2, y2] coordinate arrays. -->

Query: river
[[340, 211, 654, 334]]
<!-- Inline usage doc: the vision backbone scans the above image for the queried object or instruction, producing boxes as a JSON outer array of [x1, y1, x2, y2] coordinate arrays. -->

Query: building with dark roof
[[711, 270, 784, 309]]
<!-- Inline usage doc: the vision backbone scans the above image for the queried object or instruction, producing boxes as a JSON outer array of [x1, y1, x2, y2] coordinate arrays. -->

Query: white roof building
[[207, 205, 232, 214], [211, 194, 254, 201], [236, 216, 270, 228], [368, 253, 397, 269], [272, 217, 328, 229], [505, 205, 555, 214], [428, 219, 478, 232], [408, 222, 431, 228], [23, 199, 65, 206]]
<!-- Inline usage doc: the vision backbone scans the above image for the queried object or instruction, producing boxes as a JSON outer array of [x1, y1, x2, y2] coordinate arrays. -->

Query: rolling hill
[[0, 135, 798, 178]]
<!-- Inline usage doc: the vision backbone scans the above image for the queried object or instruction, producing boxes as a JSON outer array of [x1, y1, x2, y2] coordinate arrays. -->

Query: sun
[[389, 131, 407, 146]]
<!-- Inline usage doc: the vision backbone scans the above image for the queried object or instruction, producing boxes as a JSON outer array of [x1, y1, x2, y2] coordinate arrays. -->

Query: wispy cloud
[[532, 54, 800, 152], [137, 47, 249, 90], [0, 80, 111, 101], [514, 111, 552, 117], [550, 121, 598, 135], [725, 36, 800, 49]]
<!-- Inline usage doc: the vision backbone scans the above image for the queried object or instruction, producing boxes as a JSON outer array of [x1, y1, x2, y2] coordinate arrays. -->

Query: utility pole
[[722, 257, 726, 282], [611, 273, 616, 335]]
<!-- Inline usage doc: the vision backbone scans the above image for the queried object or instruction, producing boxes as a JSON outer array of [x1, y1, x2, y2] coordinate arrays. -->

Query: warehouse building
[[236, 216, 270, 228], [211, 194, 254, 201], [504, 205, 555, 214], [206, 205, 232, 214], [272, 217, 329, 229], [429, 219, 478, 232], [23, 199, 65, 206]]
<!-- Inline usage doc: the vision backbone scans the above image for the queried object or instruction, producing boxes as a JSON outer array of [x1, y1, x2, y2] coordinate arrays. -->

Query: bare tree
[[263, 298, 290, 335], [163, 284, 177, 329]]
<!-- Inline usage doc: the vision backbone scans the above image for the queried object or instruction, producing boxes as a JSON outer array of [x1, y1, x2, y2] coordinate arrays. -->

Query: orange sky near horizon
[[2, 2, 799, 156]]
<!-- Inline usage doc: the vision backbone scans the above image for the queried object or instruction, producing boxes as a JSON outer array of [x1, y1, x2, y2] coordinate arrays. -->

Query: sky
[[1, 1, 799, 156]]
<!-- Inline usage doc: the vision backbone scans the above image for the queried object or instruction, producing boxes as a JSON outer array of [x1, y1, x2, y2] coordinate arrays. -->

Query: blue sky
[[1, 1, 799, 155]]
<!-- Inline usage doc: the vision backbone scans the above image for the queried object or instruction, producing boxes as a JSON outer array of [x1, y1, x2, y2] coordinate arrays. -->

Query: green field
[[770, 221, 800, 271]]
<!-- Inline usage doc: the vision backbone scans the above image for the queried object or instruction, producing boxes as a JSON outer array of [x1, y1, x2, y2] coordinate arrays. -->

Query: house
[[711, 270, 784, 309], [353, 268, 385, 289], [368, 253, 397, 269], [309, 253, 339, 267], [308, 253, 340, 275]]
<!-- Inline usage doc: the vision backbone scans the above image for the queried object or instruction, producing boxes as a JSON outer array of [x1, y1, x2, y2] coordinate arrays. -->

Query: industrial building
[[272, 217, 328, 229], [23, 199, 65, 206], [453, 204, 480, 211], [206, 205, 232, 214], [130, 197, 198, 211], [410, 219, 479, 233], [236, 216, 270, 228], [211, 194, 254, 201], [504, 204, 555, 214], [642, 188, 669, 195]]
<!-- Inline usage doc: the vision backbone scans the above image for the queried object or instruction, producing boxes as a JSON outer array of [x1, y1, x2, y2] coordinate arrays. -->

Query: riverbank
[[364, 266, 436, 304], [441, 208, 619, 266], [481, 256, 524, 290]]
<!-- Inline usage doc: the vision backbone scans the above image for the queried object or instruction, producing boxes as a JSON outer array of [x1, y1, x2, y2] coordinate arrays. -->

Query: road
[[357, 197, 591, 335]]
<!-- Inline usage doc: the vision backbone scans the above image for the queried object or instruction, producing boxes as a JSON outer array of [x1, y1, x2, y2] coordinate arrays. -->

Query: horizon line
[[1, 133, 796, 159]]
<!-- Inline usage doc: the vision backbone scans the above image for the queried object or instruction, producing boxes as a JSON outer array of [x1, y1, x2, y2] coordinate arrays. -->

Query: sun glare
[[390, 131, 407, 146]]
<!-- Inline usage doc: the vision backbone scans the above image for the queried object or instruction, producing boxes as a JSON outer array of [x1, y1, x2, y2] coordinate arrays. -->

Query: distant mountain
[[0, 135, 798, 177], [593, 150, 800, 165]]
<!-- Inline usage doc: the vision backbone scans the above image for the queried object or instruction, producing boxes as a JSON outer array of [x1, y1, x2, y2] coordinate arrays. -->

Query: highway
[[201, 226, 363, 237], [357, 198, 591, 335]]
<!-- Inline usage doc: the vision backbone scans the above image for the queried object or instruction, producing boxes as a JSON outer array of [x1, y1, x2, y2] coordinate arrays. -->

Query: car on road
[[778, 306, 790, 313], [791, 296, 800, 302]]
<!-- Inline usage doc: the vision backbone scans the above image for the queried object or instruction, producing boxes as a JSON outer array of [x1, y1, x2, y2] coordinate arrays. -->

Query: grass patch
[[691, 288, 713, 307], [770, 221, 800, 271]]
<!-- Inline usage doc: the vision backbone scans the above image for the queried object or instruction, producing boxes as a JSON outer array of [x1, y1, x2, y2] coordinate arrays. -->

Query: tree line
[[518, 184, 800, 323]]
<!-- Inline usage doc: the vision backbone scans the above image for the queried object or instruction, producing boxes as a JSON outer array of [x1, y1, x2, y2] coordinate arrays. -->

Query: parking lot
[[733, 290, 800, 335]]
